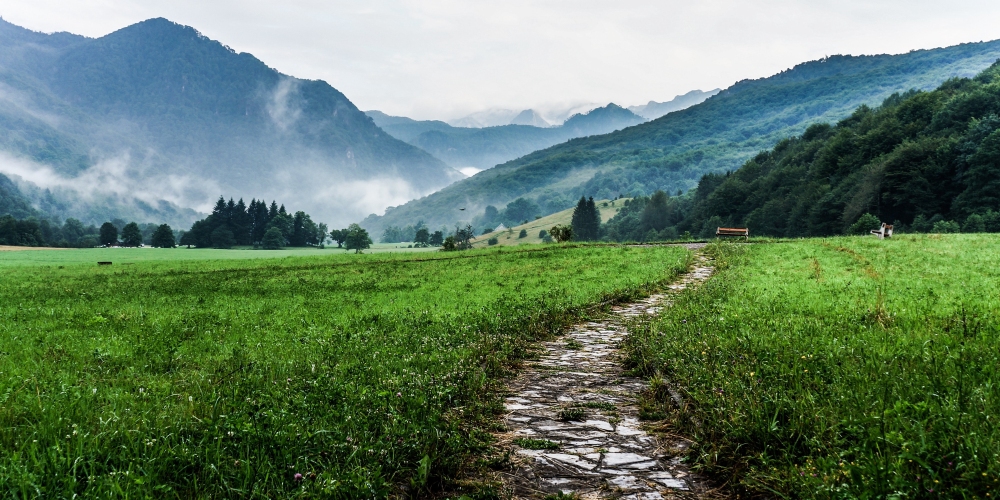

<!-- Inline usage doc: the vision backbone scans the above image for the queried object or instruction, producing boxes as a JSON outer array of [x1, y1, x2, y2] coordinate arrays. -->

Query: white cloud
[[3, 0, 1000, 120], [0, 151, 221, 213]]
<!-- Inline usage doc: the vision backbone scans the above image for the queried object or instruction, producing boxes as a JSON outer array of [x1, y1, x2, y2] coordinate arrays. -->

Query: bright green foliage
[[625, 236, 1000, 497], [344, 223, 372, 253], [150, 224, 175, 248], [513, 438, 559, 450], [847, 213, 881, 235], [0, 245, 689, 497]]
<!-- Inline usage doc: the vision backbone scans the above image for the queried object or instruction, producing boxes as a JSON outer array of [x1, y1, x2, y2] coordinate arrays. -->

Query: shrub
[[518, 229, 527, 239], [932, 219, 961, 233], [963, 213, 985, 233], [262, 227, 284, 249], [847, 213, 881, 235], [538, 230, 548, 238], [487, 237, 499, 246]]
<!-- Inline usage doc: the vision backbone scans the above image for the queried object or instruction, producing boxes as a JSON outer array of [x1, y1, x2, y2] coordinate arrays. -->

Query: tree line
[[0, 215, 182, 248], [181, 197, 327, 249]]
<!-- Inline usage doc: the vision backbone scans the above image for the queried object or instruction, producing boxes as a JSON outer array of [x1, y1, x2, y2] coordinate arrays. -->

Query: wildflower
[[294, 473, 303, 481], [396, 392, 402, 397], [749, 372, 755, 377]]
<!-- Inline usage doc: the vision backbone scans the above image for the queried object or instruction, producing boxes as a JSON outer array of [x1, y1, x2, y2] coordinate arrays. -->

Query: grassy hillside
[[674, 61, 1000, 238], [368, 104, 647, 171], [0, 244, 689, 497], [363, 40, 1000, 233], [470, 198, 627, 247], [626, 236, 1000, 497]]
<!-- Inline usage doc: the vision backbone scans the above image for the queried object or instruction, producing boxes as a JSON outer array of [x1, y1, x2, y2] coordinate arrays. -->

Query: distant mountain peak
[[509, 109, 550, 127], [628, 89, 720, 120]]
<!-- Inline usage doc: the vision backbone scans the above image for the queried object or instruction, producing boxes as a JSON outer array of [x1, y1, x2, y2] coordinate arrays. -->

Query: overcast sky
[[3, 1, 1000, 120]]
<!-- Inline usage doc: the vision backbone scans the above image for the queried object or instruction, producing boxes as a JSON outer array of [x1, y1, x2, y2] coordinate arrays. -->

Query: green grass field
[[625, 234, 1000, 498], [0, 244, 436, 268], [0, 244, 690, 497]]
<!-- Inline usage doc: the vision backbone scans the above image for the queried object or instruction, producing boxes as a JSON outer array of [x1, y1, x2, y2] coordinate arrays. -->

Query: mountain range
[[367, 104, 647, 172], [0, 17, 460, 227], [627, 89, 720, 120], [361, 40, 1000, 233]]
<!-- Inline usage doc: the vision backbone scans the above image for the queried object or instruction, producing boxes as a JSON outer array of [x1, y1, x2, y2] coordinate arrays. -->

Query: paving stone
[[497, 248, 714, 498]]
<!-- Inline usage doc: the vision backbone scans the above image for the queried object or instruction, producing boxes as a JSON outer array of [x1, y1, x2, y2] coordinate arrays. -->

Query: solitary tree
[[99, 222, 118, 246], [519, 229, 528, 238], [151, 224, 176, 248], [549, 225, 573, 243], [344, 223, 372, 253], [571, 196, 601, 241], [329, 229, 347, 248], [414, 228, 430, 247], [121, 222, 143, 247], [429, 230, 444, 246], [454, 225, 475, 250]]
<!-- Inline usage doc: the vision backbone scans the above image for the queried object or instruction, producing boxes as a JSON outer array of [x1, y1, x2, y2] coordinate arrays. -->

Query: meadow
[[0, 244, 691, 498], [624, 234, 1000, 498], [0, 244, 436, 268]]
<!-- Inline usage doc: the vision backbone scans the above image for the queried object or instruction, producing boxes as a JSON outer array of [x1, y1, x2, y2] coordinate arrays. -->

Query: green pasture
[[0, 244, 435, 268], [625, 234, 1000, 498], [0, 244, 690, 497]]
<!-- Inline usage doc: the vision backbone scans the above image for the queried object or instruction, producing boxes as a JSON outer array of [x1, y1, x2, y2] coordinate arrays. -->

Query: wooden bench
[[716, 227, 749, 241], [870, 223, 893, 240]]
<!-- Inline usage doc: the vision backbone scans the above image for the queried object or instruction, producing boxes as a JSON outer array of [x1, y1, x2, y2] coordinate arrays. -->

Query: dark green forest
[[596, 61, 1000, 241], [678, 61, 1000, 238], [181, 197, 327, 249], [363, 40, 1000, 234]]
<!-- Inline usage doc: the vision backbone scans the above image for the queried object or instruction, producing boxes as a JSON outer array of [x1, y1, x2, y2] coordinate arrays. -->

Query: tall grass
[[625, 235, 1000, 498], [0, 245, 690, 497]]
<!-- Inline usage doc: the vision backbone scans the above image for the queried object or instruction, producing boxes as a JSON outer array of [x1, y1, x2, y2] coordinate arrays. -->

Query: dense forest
[[678, 61, 1000, 237], [181, 197, 327, 249], [595, 61, 1000, 241], [363, 40, 1000, 234]]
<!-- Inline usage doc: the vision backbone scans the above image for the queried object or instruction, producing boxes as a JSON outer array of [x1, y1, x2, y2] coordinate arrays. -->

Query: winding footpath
[[498, 248, 715, 499]]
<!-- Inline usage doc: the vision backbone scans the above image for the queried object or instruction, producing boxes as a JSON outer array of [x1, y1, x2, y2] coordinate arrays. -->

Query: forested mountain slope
[[362, 41, 1000, 233], [678, 61, 1000, 237], [367, 104, 646, 172], [0, 18, 458, 227]]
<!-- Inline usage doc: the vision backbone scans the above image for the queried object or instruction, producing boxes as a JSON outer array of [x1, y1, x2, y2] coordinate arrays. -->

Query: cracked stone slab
[[497, 249, 715, 498]]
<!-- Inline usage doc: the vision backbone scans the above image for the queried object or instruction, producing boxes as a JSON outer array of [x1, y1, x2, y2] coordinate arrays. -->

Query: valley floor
[[2, 234, 998, 498]]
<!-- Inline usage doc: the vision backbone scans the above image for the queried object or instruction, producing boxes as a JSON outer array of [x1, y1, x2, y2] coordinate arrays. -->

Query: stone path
[[498, 250, 715, 499]]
